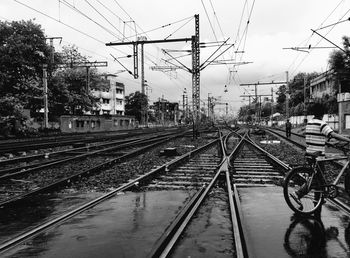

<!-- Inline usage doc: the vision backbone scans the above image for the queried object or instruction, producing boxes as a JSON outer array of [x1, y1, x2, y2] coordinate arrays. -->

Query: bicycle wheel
[[284, 216, 326, 257], [284, 166, 325, 215], [344, 170, 350, 196]]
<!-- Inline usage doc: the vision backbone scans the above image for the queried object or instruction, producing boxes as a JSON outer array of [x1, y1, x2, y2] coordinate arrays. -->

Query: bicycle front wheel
[[284, 167, 324, 215]]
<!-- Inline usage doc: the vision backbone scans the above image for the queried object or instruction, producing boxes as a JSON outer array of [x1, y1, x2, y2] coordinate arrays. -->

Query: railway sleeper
[[158, 175, 213, 181]]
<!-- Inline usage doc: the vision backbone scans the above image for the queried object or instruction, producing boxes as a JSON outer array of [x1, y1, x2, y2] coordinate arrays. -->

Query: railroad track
[[0, 131, 226, 255], [0, 130, 182, 179], [0, 127, 184, 156], [0, 131, 191, 207], [3, 127, 350, 257]]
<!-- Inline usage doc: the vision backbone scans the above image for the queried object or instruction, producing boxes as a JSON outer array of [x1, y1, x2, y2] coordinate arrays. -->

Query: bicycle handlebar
[[328, 141, 350, 154]]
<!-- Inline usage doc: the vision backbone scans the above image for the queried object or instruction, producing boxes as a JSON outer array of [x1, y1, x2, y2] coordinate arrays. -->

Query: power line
[[287, 0, 347, 76], [84, 0, 124, 37], [60, 0, 122, 39]]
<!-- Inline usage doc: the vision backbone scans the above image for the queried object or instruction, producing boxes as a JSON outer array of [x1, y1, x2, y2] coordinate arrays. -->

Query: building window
[[102, 98, 110, 104], [345, 115, 350, 129], [102, 110, 110, 115]]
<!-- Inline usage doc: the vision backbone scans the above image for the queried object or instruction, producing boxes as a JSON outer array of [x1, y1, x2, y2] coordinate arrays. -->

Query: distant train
[[60, 114, 137, 133]]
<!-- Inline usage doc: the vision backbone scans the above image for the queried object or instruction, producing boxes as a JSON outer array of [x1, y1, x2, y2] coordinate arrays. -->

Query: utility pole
[[185, 93, 189, 123], [240, 80, 288, 124], [45, 37, 62, 72], [207, 93, 211, 122], [286, 71, 289, 118], [41, 36, 62, 129], [182, 88, 187, 123], [192, 14, 200, 131], [42, 64, 48, 129], [107, 14, 232, 134], [240, 94, 271, 123], [106, 37, 192, 127], [303, 76, 307, 123], [145, 84, 151, 125], [271, 88, 274, 125], [57, 61, 108, 91]]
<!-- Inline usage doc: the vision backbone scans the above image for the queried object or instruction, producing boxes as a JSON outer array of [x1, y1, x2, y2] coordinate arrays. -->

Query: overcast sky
[[1, 0, 350, 115]]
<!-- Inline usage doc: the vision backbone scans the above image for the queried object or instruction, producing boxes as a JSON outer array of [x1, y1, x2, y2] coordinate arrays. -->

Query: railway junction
[[1, 1, 350, 257], [0, 126, 349, 258]]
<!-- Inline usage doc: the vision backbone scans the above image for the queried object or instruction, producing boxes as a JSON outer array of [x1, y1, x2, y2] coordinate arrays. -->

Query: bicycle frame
[[314, 155, 349, 186]]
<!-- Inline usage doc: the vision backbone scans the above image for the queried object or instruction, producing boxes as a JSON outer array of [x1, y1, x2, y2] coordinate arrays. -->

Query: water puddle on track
[[238, 186, 350, 258], [2, 190, 194, 258]]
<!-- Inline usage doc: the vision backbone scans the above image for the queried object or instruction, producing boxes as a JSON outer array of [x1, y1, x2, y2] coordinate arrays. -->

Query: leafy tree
[[329, 36, 350, 92], [274, 72, 319, 116], [49, 45, 99, 117], [125, 91, 148, 122], [0, 20, 50, 120]]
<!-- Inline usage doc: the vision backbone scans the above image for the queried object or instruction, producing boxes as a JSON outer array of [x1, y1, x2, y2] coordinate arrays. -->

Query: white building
[[91, 74, 125, 115], [309, 69, 337, 98]]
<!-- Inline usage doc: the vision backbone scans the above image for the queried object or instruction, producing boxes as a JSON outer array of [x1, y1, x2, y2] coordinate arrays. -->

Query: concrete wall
[[268, 114, 339, 131]]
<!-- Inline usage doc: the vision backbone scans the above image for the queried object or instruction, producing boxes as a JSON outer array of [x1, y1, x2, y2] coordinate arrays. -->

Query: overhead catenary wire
[[13, 0, 191, 102], [288, 0, 348, 77]]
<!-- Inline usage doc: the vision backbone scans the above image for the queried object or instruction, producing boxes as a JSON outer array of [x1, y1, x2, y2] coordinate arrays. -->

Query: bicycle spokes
[[284, 167, 325, 215]]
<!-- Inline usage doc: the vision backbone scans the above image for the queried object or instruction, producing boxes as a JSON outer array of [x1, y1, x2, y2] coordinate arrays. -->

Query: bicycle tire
[[344, 170, 350, 196], [284, 216, 326, 257], [283, 166, 325, 215]]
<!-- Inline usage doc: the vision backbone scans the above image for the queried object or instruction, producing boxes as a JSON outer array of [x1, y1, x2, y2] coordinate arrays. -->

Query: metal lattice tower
[[192, 14, 200, 123]]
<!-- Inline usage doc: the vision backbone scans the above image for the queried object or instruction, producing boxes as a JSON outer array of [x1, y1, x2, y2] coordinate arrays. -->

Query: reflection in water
[[284, 215, 350, 258], [132, 191, 146, 232]]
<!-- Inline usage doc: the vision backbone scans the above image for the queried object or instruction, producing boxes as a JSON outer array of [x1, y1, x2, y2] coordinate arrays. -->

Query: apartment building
[[91, 74, 125, 115], [309, 69, 337, 98]]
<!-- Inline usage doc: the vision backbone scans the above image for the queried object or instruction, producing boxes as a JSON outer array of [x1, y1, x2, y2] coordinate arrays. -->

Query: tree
[[329, 36, 350, 93], [0, 20, 50, 120], [125, 91, 148, 122], [49, 45, 99, 117], [274, 72, 319, 116]]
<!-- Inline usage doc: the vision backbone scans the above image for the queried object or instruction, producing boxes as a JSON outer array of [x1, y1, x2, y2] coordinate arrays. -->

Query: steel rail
[[250, 127, 350, 216], [0, 129, 184, 166], [0, 132, 181, 181], [233, 184, 254, 258], [0, 130, 180, 175], [0, 128, 184, 155], [225, 166, 245, 258], [148, 133, 248, 257], [146, 187, 206, 258], [0, 137, 220, 254], [151, 161, 224, 258], [0, 136, 141, 166], [264, 127, 306, 150], [227, 131, 248, 167], [0, 135, 182, 207], [244, 134, 291, 171]]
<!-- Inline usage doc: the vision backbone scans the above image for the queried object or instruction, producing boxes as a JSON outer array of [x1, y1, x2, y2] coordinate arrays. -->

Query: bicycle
[[284, 215, 350, 257], [283, 141, 350, 215]]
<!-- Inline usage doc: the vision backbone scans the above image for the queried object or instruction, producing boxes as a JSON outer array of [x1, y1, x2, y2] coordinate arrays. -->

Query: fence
[[268, 114, 339, 131]]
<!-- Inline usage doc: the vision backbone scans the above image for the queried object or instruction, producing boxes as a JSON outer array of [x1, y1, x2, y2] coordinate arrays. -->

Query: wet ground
[[170, 186, 234, 258], [238, 186, 350, 258], [2, 190, 194, 258], [0, 190, 104, 243]]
